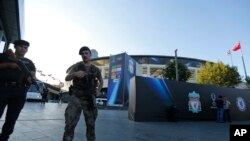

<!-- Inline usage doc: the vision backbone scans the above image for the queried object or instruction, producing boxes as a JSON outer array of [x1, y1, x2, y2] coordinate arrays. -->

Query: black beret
[[13, 40, 30, 47], [79, 46, 91, 55]]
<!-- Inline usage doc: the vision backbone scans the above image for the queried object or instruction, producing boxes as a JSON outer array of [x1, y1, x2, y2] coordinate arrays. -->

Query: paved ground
[[0, 102, 249, 141]]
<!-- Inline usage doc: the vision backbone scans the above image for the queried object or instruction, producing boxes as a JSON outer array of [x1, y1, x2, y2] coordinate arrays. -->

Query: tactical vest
[[72, 63, 99, 94]]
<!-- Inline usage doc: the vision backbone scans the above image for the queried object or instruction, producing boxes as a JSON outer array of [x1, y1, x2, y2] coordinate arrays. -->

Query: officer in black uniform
[[0, 40, 36, 141]]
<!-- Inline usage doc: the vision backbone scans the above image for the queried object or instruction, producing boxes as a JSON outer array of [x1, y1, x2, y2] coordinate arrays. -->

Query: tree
[[197, 62, 241, 87], [224, 66, 242, 87], [163, 61, 191, 82]]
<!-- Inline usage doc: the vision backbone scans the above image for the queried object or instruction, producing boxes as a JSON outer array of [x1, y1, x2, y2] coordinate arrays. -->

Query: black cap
[[79, 46, 91, 55], [13, 40, 30, 47]]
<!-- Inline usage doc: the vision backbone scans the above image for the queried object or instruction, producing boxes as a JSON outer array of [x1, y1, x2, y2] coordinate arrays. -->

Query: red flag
[[232, 42, 241, 51], [227, 50, 231, 55]]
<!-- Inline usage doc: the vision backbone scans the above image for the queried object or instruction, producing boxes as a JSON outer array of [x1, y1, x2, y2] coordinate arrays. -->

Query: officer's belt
[[0, 82, 25, 87]]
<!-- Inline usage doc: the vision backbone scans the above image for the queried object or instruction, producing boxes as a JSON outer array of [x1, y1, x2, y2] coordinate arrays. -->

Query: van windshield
[[28, 83, 43, 93]]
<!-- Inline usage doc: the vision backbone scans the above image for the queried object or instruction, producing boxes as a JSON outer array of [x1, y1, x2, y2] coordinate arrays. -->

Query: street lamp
[[175, 49, 179, 81]]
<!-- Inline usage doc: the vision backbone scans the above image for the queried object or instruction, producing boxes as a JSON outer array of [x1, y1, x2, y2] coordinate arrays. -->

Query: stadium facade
[[90, 55, 208, 93]]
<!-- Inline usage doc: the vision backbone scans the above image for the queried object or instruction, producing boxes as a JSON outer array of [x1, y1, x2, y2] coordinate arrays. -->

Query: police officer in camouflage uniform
[[0, 40, 36, 141], [63, 46, 103, 141]]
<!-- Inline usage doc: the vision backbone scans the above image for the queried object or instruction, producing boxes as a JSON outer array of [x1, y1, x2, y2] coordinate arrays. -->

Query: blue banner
[[107, 53, 137, 106]]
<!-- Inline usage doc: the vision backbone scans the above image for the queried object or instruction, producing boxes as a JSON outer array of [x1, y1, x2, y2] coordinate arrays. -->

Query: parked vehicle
[[26, 81, 45, 101], [96, 98, 107, 106]]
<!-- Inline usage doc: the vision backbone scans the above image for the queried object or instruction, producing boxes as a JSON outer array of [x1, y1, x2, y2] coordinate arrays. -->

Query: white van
[[96, 98, 107, 106], [26, 81, 45, 101]]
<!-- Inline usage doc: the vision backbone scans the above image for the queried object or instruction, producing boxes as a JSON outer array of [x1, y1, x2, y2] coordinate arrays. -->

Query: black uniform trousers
[[0, 86, 27, 141]]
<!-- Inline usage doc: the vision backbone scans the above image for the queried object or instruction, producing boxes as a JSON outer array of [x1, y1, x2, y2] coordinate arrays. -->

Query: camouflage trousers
[[63, 92, 97, 141]]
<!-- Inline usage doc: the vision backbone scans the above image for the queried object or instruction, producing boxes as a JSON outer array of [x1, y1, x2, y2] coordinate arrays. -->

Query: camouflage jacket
[[69, 62, 101, 98]]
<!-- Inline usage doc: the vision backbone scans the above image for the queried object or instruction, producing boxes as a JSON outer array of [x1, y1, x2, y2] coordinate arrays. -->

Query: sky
[[21, 0, 250, 86]]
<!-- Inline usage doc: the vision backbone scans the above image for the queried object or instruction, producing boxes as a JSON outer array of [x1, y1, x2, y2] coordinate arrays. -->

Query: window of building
[[103, 59, 110, 66], [150, 67, 164, 78], [92, 60, 104, 66], [142, 66, 148, 77], [104, 67, 109, 79], [188, 68, 197, 82]]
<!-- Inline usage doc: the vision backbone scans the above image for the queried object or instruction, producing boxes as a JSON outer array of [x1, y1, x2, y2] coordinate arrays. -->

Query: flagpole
[[227, 50, 234, 67], [230, 54, 234, 66], [228, 51, 234, 67], [240, 47, 247, 78]]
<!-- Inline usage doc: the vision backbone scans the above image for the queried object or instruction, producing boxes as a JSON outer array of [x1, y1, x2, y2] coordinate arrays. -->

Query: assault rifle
[[0, 49, 39, 90]]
